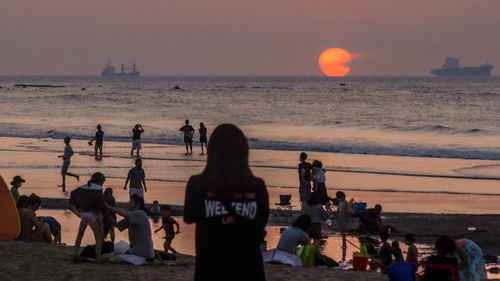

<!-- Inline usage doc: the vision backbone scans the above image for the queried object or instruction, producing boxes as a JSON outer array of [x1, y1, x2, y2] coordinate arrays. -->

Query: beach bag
[[293, 244, 317, 267]]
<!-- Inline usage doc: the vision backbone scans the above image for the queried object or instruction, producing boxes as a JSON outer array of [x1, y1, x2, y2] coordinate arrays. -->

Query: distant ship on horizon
[[431, 57, 493, 76], [101, 61, 140, 76]]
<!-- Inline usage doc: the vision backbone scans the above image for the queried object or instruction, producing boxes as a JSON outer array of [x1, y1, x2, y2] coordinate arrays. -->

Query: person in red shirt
[[154, 205, 180, 253]]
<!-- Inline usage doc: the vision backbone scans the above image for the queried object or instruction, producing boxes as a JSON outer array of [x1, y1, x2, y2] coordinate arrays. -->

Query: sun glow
[[319, 48, 352, 77]]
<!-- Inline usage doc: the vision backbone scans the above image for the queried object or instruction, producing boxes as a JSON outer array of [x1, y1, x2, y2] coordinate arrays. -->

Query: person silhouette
[[179, 119, 195, 154], [89, 124, 104, 160]]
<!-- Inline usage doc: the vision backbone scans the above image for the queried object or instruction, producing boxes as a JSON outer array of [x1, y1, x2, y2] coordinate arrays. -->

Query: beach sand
[[0, 240, 389, 281]]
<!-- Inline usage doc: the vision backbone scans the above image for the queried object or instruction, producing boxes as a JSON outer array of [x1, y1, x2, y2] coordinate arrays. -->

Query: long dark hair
[[200, 124, 253, 192]]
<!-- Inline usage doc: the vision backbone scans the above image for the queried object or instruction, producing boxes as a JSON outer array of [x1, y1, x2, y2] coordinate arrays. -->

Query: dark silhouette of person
[[89, 124, 104, 160], [199, 122, 208, 155], [184, 124, 269, 281], [179, 119, 195, 154], [298, 152, 313, 205], [59, 136, 79, 192], [131, 124, 144, 157]]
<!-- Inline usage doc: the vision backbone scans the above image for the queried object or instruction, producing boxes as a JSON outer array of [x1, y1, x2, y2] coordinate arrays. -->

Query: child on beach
[[150, 200, 161, 221], [69, 172, 106, 262], [336, 191, 351, 261], [312, 160, 328, 205], [103, 187, 116, 243], [88, 124, 104, 160], [18, 194, 53, 243], [391, 240, 404, 263], [59, 136, 79, 192], [199, 122, 208, 155], [123, 158, 147, 198], [423, 235, 458, 281], [405, 234, 419, 264], [154, 205, 180, 254], [378, 232, 392, 269]]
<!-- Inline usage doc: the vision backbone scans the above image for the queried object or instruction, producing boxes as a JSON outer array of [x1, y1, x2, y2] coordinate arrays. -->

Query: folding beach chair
[[275, 195, 293, 216]]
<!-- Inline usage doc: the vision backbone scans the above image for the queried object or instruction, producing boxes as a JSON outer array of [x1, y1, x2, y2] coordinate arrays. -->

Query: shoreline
[[37, 197, 500, 258]]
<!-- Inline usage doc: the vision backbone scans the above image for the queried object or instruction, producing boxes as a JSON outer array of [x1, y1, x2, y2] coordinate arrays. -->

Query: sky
[[0, 0, 499, 76]]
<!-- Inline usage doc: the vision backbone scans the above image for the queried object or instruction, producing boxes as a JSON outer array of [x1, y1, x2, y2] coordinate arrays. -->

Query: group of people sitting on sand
[[8, 124, 489, 281]]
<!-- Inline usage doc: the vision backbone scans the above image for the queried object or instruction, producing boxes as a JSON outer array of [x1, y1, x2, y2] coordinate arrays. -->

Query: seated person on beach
[[10, 175, 25, 204], [300, 192, 328, 246], [154, 205, 180, 254], [454, 238, 487, 281], [391, 240, 404, 263], [378, 232, 392, 268], [106, 194, 155, 260], [405, 234, 419, 264], [359, 204, 383, 232], [150, 200, 161, 220], [44, 216, 62, 244], [277, 214, 312, 253], [18, 194, 53, 243], [69, 173, 107, 261], [423, 235, 458, 281]]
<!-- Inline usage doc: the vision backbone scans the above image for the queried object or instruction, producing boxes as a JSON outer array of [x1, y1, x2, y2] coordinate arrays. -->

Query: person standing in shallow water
[[298, 152, 313, 205], [199, 122, 208, 155], [130, 124, 144, 157], [59, 136, 79, 192], [184, 124, 269, 281], [89, 124, 104, 160], [180, 119, 195, 154]]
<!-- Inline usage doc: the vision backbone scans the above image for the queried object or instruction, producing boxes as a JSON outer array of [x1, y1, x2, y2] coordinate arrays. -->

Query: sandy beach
[[0, 240, 390, 281]]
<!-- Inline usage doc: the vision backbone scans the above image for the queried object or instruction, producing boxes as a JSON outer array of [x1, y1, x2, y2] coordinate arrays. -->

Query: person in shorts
[[89, 124, 104, 160], [154, 205, 180, 253], [199, 122, 208, 155], [131, 124, 144, 157], [59, 136, 79, 192], [123, 158, 147, 198], [179, 119, 195, 154]]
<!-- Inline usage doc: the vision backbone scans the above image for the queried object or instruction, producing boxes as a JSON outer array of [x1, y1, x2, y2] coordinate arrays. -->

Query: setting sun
[[319, 48, 352, 77]]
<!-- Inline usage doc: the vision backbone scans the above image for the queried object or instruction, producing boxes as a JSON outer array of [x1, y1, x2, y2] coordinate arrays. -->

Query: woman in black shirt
[[184, 124, 269, 281]]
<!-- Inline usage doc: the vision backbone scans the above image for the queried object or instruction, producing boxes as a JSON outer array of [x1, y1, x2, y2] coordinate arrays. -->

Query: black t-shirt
[[183, 175, 269, 281], [95, 131, 104, 145], [199, 127, 207, 139], [69, 187, 105, 213], [132, 128, 143, 140], [423, 256, 457, 281], [298, 161, 313, 181], [180, 125, 195, 138]]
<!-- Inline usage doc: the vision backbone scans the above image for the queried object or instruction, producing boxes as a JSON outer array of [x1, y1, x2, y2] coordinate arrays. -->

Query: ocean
[[2, 76, 500, 198]]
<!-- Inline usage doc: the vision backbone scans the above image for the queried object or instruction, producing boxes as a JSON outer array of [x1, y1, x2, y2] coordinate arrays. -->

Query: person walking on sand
[[179, 119, 195, 154], [123, 158, 147, 198], [131, 124, 144, 157], [89, 124, 104, 160], [298, 152, 313, 205], [184, 124, 269, 281], [10, 175, 25, 204], [69, 172, 106, 262], [199, 122, 208, 155], [59, 136, 79, 192]]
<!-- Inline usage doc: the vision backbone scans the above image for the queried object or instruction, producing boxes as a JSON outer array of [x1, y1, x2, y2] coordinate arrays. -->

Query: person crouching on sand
[[105, 194, 155, 260], [69, 172, 106, 262], [154, 205, 180, 254], [183, 124, 269, 281]]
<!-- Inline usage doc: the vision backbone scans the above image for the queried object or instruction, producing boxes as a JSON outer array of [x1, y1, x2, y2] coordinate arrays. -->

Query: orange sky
[[0, 0, 499, 76]]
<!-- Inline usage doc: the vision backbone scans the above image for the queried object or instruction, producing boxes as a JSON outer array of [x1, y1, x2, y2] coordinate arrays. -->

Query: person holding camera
[[89, 124, 104, 160], [131, 124, 144, 157]]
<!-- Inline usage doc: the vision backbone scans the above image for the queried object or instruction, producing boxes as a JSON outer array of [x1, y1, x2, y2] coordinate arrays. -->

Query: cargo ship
[[431, 57, 493, 76], [101, 61, 140, 76]]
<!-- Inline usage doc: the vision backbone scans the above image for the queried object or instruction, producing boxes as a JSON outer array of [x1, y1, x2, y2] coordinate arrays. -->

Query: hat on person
[[11, 175, 26, 185]]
